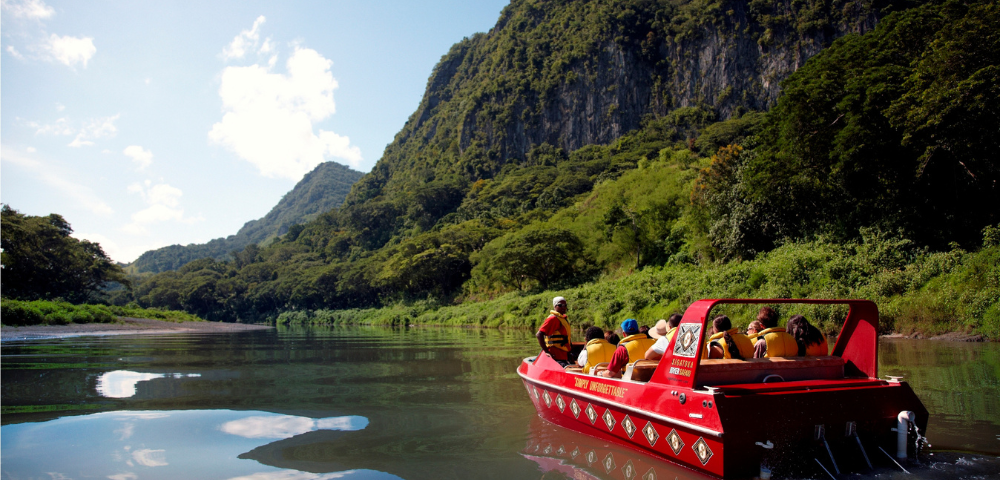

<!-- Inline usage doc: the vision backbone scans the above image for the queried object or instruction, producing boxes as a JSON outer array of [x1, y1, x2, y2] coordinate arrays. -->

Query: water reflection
[[97, 370, 202, 398], [222, 415, 368, 439]]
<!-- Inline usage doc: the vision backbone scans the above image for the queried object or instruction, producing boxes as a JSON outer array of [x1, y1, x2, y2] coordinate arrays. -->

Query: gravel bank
[[1, 317, 272, 342]]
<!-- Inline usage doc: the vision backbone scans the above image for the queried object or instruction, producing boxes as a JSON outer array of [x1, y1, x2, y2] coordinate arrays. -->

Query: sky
[[1, 0, 510, 263]]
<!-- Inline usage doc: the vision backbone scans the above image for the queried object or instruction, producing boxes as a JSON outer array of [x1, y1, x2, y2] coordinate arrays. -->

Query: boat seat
[[696, 356, 845, 387], [623, 360, 659, 382], [591, 362, 610, 376], [564, 365, 584, 374]]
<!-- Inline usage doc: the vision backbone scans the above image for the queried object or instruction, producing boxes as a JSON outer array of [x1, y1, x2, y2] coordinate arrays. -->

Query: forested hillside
[[128, 161, 363, 274], [123, 0, 997, 334]]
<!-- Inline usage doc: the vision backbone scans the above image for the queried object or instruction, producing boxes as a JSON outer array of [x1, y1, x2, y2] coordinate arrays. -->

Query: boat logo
[[603, 452, 616, 473], [673, 324, 702, 358], [622, 415, 637, 438], [666, 429, 684, 455], [555, 394, 566, 413], [643, 422, 660, 447], [586, 404, 598, 424], [570, 398, 581, 418], [642, 467, 657, 480], [571, 446, 580, 459], [622, 459, 637, 480], [543, 391, 552, 408], [586, 449, 598, 466], [692, 437, 713, 465], [603, 408, 617, 432]]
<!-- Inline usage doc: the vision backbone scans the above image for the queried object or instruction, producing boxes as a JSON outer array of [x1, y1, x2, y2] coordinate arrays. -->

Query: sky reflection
[[96, 370, 202, 398], [1, 410, 380, 480]]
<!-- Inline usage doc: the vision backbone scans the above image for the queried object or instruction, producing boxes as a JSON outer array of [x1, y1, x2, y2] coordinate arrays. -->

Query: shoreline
[[1, 317, 273, 342]]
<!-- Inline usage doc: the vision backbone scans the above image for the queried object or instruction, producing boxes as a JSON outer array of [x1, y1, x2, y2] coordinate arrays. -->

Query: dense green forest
[[128, 161, 363, 274], [4, 0, 997, 337]]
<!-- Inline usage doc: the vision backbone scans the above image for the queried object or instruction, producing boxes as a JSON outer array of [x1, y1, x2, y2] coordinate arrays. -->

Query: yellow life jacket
[[542, 311, 572, 352], [804, 333, 829, 356], [701, 329, 754, 359], [620, 334, 656, 363], [760, 327, 798, 358], [665, 327, 677, 344], [584, 338, 616, 373]]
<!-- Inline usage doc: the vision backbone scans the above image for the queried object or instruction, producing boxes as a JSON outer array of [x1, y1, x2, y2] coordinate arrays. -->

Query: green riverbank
[[276, 240, 1000, 339], [0, 299, 204, 326]]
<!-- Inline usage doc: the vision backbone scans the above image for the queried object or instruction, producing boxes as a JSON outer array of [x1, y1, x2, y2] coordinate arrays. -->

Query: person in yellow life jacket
[[786, 314, 829, 356], [536, 296, 572, 366], [746, 320, 765, 341], [752, 306, 798, 358], [702, 315, 754, 359], [598, 319, 655, 378], [577, 326, 616, 374], [645, 313, 683, 361]]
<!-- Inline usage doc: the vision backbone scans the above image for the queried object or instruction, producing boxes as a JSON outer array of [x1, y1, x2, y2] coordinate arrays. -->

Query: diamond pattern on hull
[[622, 415, 637, 438], [692, 437, 714, 465], [602, 409, 617, 432], [585, 404, 598, 424], [642, 421, 659, 447], [666, 429, 684, 455], [555, 394, 566, 413], [569, 399, 581, 418], [542, 391, 552, 408], [603, 452, 616, 473]]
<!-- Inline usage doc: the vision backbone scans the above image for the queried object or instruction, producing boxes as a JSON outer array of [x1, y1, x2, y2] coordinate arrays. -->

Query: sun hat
[[621, 318, 639, 335], [649, 319, 669, 339]]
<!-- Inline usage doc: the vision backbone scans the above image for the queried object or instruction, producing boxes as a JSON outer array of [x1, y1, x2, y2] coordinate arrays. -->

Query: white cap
[[553, 296, 566, 307]]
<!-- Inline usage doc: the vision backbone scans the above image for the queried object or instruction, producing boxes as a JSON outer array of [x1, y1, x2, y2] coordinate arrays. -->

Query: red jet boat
[[518, 299, 928, 478]]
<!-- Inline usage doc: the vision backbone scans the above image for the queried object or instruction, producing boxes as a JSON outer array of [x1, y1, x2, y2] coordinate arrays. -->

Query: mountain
[[128, 161, 363, 274]]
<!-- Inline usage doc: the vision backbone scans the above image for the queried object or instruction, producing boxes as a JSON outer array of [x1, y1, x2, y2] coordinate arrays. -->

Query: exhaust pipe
[[897, 411, 915, 459]]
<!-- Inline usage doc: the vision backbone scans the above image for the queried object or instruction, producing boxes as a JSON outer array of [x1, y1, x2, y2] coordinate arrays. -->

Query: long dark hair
[[787, 315, 824, 356], [712, 315, 743, 360]]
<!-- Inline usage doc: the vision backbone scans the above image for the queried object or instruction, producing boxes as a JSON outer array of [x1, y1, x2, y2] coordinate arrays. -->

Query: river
[[2, 326, 998, 479]]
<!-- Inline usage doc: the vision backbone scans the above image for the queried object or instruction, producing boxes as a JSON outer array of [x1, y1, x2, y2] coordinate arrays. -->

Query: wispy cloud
[[221, 15, 266, 60], [219, 415, 368, 439], [122, 145, 153, 169], [131, 449, 167, 467], [68, 114, 118, 147], [1, 0, 54, 19], [1, 145, 114, 215], [122, 181, 203, 235], [42, 33, 96, 68], [209, 45, 362, 178], [6, 45, 25, 60]]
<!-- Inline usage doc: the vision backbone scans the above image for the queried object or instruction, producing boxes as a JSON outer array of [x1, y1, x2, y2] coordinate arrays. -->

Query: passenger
[[746, 320, 765, 338], [786, 314, 829, 356], [577, 326, 616, 374], [753, 306, 799, 358], [638, 325, 651, 338], [598, 319, 656, 378], [536, 296, 572, 367], [702, 315, 754, 359], [645, 313, 683, 360], [606, 331, 621, 346]]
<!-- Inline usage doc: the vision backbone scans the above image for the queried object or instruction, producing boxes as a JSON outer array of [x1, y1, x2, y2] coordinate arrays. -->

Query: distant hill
[[129, 161, 363, 274]]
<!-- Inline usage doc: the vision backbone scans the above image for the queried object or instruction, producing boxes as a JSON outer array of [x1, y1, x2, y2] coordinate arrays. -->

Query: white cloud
[[227, 471, 362, 480], [131, 449, 167, 467], [108, 474, 138, 480], [43, 33, 96, 68], [1, 145, 114, 215], [123, 145, 153, 169], [68, 114, 119, 147], [209, 47, 363, 178], [1, 0, 54, 19], [29, 116, 74, 135], [96, 370, 166, 398], [7, 45, 25, 60], [26, 146, 36, 152], [123, 181, 203, 235], [222, 15, 265, 60], [220, 415, 367, 439]]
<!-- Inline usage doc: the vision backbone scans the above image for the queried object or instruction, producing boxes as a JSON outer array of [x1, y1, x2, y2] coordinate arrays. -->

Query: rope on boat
[[878, 446, 911, 474], [814, 458, 836, 480]]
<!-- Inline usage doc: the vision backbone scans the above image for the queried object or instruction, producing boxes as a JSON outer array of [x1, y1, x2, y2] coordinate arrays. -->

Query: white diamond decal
[[643, 421, 660, 447], [666, 429, 684, 455], [692, 437, 713, 465], [533, 386, 539, 400], [543, 391, 552, 408], [585, 404, 598, 424], [603, 452, 616, 473], [603, 408, 617, 432], [570, 398, 581, 418], [556, 394, 566, 413], [622, 415, 637, 438]]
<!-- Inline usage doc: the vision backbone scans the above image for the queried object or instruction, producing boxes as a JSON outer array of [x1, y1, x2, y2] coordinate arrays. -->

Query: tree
[[471, 227, 588, 291], [1, 205, 129, 302]]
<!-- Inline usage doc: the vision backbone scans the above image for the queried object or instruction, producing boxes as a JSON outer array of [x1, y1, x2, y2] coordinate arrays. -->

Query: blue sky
[[1, 0, 509, 262]]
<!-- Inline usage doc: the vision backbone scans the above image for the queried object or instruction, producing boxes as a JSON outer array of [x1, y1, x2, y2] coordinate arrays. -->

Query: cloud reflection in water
[[229, 470, 401, 480], [221, 415, 368, 439], [96, 370, 201, 398]]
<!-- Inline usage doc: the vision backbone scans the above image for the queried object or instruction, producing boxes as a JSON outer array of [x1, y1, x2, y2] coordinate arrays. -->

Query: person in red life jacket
[[786, 314, 829, 356], [598, 319, 655, 378], [753, 306, 798, 358], [536, 296, 572, 366], [644, 313, 682, 361]]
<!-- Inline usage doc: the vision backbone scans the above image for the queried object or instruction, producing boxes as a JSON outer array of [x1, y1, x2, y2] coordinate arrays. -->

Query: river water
[[2, 327, 998, 479]]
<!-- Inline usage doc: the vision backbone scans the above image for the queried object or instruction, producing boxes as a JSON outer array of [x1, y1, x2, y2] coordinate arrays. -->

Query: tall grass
[[277, 238, 999, 339], [1, 299, 204, 326]]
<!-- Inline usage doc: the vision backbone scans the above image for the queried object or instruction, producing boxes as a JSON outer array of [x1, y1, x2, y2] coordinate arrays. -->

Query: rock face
[[350, 0, 888, 202]]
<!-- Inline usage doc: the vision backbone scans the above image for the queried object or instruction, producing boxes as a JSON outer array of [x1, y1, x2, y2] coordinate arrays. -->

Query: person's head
[[786, 314, 823, 355], [639, 325, 650, 337], [607, 333, 620, 345], [667, 313, 682, 328], [553, 296, 567, 314], [621, 318, 639, 336], [585, 326, 605, 342], [757, 306, 779, 328], [711, 315, 732, 334], [747, 320, 765, 335]]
